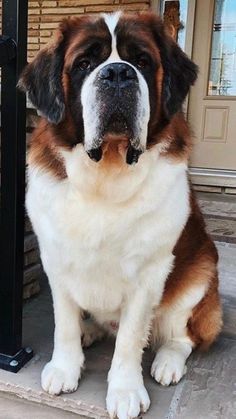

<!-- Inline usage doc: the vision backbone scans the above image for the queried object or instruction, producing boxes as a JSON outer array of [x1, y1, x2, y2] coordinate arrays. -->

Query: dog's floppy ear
[[18, 21, 72, 124], [161, 39, 198, 119], [152, 17, 198, 120]]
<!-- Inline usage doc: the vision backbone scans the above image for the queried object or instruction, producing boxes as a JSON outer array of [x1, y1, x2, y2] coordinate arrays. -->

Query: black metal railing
[[0, 0, 33, 372]]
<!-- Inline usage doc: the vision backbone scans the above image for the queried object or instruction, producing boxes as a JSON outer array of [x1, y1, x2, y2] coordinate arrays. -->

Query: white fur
[[81, 318, 105, 348], [81, 12, 150, 152], [41, 291, 84, 395], [27, 142, 190, 417], [151, 284, 207, 386], [151, 341, 191, 386], [103, 12, 121, 57], [152, 284, 207, 346]]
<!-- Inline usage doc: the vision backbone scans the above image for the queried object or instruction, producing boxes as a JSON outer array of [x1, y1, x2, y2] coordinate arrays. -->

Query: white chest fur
[[26, 145, 190, 318]]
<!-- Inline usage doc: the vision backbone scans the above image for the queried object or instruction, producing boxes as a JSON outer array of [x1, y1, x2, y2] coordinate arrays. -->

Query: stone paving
[[198, 192, 236, 244], [0, 193, 235, 419]]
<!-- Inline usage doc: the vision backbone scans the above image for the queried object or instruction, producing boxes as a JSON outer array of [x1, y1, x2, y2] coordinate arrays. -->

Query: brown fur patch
[[101, 140, 128, 168], [147, 113, 192, 162], [187, 282, 222, 350], [159, 190, 222, 348], [63, 16, 111, 70], [155, 64, 164, 121], [28, 120, 67, 179]]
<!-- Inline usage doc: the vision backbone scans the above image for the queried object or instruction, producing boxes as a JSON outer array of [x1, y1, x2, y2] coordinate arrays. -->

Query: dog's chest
[[27, 149, 189, 312], [28, 185, 149, 311]]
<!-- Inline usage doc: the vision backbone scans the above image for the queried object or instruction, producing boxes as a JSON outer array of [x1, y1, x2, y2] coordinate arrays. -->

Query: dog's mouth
[[103, 113, 130, 137], [86, 143, 142, 165], [86, 112, 143, 165]]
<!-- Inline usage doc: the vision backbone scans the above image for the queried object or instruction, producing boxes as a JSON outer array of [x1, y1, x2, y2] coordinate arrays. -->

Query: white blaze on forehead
[[102, 12, 122, 59]]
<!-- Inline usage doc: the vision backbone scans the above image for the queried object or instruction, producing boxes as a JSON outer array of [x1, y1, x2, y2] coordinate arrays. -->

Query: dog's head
[[19, 12, 198, 165]]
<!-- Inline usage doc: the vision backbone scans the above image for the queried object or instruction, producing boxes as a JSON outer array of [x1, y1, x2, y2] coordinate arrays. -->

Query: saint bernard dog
[[19, 11, 222, 419]]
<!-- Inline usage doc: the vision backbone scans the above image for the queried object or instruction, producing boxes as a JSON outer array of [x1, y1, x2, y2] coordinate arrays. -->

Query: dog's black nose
[[99, 63, 137, 88]]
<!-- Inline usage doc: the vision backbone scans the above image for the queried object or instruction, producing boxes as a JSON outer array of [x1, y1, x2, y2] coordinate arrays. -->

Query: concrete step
[[0, 392, 83, 419], [0, 336, 235, 419]]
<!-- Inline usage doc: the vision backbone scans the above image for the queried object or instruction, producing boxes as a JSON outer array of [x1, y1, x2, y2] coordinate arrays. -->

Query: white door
[[188, 0, 236, 171]]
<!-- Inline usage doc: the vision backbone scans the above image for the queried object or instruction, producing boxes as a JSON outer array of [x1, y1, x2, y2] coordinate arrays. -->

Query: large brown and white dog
[[19, 11, 222, 419]]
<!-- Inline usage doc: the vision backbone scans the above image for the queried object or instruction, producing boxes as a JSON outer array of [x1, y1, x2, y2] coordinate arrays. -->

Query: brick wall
[[28, 0, 150, 60]]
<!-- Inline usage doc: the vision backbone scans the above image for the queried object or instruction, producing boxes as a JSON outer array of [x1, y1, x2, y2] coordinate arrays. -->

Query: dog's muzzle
[[86, 62, 144, 165]]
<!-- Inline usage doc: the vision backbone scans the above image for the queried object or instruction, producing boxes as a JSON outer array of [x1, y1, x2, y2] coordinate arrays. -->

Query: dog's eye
[[77, 60, 91, 71], [137, 55, 149, 69]]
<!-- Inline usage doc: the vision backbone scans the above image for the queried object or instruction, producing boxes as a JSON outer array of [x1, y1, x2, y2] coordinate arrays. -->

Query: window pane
[[160, 0, 189, 51], [208, 0, 236, 96], [178, 0, 189, 50]]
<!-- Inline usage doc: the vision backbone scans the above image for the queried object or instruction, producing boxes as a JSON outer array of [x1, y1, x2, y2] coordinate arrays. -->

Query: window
[[208, 0, 236, 96], [160, 0, 189, 51]]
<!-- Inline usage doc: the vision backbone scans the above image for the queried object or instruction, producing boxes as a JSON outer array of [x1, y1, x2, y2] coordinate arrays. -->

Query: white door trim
[[190, 167, 236, 187]]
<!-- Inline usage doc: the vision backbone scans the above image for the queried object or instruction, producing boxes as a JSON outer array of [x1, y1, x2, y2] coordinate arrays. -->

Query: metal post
[[0, 0, 33, 372]]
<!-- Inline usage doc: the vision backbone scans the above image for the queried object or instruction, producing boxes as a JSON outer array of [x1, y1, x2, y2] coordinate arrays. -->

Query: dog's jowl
[[19, 11, 222, 419]]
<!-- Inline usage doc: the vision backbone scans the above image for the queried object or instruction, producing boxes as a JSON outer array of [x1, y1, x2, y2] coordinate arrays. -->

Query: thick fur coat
[[19, 12, 222, 419]]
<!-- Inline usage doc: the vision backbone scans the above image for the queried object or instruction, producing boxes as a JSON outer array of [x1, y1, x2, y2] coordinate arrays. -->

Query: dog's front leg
[[41, 286, 84, 395], [106, 288, 153, 419]]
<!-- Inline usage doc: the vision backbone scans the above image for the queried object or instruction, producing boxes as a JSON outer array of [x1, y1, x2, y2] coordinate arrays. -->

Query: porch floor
[[0, 193, 236, 419]]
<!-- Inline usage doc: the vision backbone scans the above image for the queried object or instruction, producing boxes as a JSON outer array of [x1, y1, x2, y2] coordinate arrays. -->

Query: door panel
[[202, 106, 229, 143], [188, 0, 236, 170]]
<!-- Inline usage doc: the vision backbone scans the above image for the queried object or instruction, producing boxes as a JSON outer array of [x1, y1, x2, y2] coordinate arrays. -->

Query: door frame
[[152, 0, 236, 187]]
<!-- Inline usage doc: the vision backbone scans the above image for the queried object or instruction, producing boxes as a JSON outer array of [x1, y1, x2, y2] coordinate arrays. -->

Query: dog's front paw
[[41, 361, 81, 395], [106, 384, 150, 419]]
